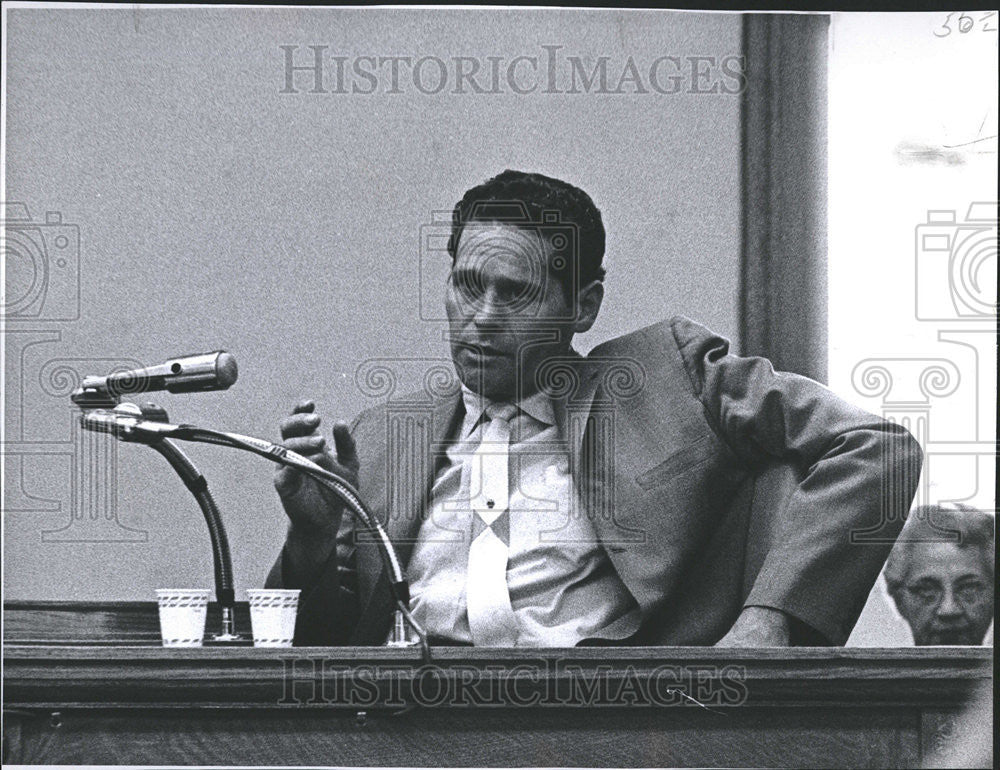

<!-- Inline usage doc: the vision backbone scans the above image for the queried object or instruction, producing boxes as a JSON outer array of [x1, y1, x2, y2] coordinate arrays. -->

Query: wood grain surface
[[3, 601, 992, 767]]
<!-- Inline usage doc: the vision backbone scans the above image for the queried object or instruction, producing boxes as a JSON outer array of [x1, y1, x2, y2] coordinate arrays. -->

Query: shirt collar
[[460, 385, 556, 437]]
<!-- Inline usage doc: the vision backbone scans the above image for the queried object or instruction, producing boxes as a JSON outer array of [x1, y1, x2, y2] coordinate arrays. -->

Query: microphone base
[[204, 606, 250, 645], [205, 633, 252, 646], [386, 609, 421, 648], [202, 634, 253, 647]]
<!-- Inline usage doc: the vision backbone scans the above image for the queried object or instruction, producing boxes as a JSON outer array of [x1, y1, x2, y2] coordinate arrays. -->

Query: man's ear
[[572, 280, 604, 334]]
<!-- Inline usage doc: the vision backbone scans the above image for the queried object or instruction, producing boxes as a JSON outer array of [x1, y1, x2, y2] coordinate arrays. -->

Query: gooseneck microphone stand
[[147, 437, 239, 642], [72, 393, 428, 659], [72, 395, 242, 643]]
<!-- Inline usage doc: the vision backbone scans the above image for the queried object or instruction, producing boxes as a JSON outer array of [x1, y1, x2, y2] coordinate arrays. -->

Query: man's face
[[893, 542, 994, 645], [445, 222, 579, 401]]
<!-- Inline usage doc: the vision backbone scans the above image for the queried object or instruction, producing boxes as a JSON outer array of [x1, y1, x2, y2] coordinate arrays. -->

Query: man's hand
[[274, 400, 360, 578], [714, 606, 791, 647]]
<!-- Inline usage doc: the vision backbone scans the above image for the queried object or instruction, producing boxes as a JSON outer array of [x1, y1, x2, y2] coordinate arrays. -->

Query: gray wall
[[4, 8, 742, 600]]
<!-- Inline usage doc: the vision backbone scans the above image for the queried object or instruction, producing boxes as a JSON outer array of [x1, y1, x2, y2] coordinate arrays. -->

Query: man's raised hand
[[274, 399, 360, 535]]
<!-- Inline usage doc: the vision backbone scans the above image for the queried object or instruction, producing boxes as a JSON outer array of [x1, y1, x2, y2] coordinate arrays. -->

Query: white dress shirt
[[406, 386, 641, 646]]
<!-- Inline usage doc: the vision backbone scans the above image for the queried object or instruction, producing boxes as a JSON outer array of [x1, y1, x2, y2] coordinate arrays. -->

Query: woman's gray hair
[[883, 504, 995, 596]]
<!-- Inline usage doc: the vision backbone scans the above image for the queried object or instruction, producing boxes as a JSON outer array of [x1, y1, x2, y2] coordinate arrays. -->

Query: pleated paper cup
[[247, 589, 300, 647], [156, 589, 210, 647]]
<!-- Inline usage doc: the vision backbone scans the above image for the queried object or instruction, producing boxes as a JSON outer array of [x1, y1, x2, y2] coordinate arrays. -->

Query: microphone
[[72, 351, 238, 405]]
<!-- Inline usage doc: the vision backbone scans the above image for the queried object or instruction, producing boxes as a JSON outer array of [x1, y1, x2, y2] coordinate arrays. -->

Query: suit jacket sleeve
[[263, 415, 365, 646], [671, 317, 923, 645]]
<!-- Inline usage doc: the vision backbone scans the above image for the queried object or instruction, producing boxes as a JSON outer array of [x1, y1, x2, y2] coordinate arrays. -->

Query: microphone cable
[[169, 425, 430, 662]]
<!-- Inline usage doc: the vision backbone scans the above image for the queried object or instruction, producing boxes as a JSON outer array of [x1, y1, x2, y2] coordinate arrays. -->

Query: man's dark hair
[[447, 169, 607, 294], [884, 504, 995, 597]]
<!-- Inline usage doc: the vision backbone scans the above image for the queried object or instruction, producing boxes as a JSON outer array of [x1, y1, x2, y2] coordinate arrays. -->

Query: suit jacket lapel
[[385, 390, 464, 558], [550, 351, 658, 602], [577, 320, 733, 616], [549, 350, 602, 498]]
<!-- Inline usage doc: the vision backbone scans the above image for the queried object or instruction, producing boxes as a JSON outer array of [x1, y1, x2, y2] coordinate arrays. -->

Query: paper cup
[[247, 589, 300, 647], [156, 589, 209, 647]]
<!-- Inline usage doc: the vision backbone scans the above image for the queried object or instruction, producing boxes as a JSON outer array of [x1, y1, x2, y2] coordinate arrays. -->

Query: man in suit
[[266, 169, 922, 647]]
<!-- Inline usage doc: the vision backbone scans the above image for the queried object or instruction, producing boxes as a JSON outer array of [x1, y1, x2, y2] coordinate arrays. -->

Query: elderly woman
[[884, 504, 994, 646]]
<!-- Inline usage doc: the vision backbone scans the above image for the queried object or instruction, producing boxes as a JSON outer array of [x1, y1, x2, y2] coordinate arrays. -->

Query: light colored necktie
[[465, 402, 519, 646]]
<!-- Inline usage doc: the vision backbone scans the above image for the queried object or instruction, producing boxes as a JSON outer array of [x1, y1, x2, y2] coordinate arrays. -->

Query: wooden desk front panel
[[2, 603, 991, 767], [4, 705, 919, 767]]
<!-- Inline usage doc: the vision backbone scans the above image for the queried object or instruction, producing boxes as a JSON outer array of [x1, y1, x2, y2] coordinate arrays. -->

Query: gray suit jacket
[[267, 316, 922, 646]]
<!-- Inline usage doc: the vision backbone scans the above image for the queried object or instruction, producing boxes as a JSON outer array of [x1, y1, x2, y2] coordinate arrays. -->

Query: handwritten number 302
[[934, 12, 998, 37]]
